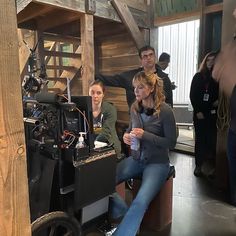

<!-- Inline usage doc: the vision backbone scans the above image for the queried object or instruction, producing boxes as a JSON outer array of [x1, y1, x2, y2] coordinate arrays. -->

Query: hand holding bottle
[[123, 132, 131, 145], [130, 128, 144, 139]]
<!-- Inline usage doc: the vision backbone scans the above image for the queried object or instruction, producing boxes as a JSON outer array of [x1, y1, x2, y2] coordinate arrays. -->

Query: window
[[157, 19, 200, 105]]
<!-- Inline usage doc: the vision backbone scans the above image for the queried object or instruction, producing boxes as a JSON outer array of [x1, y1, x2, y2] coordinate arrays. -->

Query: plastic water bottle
[[131, 135, 140, 151]]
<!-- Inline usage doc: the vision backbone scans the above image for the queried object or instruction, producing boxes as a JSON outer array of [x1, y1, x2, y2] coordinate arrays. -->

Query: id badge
[[203, 93, 209, 101]]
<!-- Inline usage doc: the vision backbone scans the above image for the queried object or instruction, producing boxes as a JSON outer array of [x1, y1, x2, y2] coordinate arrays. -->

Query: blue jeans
[[111, 157, 170, 236], [227, 128, 236, 205]]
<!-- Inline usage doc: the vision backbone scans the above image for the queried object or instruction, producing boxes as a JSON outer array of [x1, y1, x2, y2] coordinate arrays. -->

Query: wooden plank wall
[[96, 30, 142, 123]]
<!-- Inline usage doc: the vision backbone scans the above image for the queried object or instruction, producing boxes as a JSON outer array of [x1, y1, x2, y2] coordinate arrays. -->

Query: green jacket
[[95, 101, 121, 157]]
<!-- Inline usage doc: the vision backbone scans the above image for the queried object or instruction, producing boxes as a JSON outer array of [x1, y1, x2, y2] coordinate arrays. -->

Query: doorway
[[155, 19, 200, 153]]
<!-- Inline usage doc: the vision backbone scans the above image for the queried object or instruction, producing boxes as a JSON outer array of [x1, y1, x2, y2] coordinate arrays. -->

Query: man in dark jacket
[[158, 52, 177, 91], [95, 46, 173, 108]]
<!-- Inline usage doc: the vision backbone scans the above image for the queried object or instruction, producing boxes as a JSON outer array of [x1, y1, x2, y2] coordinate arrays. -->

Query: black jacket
[[96, 65, 173, 108], [190, 71, 219, 118]]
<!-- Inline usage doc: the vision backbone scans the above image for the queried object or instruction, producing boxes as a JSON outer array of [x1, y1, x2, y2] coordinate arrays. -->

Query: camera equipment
[[24, 93, 94, 161], [22, 39, 48, 95]]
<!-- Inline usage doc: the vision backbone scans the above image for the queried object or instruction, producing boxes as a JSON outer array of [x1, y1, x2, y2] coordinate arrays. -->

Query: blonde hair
[[131, 71, 165, 116]]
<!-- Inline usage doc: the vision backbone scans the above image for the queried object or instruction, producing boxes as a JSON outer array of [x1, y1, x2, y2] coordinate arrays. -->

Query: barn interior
[[0, 0, 235, 235]]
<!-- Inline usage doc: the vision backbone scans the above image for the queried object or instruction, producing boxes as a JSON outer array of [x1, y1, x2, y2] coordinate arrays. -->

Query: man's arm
[[95, 73, 125, 88]]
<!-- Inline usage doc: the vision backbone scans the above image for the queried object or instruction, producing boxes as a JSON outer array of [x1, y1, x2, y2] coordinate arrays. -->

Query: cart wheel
[[32, 211, 82, 236]]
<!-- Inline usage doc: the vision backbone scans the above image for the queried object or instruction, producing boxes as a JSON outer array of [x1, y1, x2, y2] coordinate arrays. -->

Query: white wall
[[155, 19, 200, 105]]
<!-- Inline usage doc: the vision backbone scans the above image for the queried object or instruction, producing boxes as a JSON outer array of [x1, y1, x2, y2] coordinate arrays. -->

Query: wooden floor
[[86, 152, 236, 236], [140, 152, 236, 236]]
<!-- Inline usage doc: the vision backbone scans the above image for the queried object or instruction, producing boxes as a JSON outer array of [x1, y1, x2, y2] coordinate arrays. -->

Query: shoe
[[104, 227, 117, 236], [98, 220, 116, 235], [194, 166, 202, 177]]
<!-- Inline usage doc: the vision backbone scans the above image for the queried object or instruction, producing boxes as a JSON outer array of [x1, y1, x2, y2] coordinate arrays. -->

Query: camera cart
[[24, 93, 117, 236]]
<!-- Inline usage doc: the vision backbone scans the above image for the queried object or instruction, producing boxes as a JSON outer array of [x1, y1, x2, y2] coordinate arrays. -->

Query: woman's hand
[[130, 128, 144, 139], [123, 133, 131, 145]]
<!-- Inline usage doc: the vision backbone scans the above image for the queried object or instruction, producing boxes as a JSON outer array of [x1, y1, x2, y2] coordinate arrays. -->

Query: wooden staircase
[[19, 30, 82, 95]]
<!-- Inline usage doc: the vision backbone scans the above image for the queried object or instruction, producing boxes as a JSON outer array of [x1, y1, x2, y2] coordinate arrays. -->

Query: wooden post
[[81, 13, 94, 95], [0, 1, 31, 235]]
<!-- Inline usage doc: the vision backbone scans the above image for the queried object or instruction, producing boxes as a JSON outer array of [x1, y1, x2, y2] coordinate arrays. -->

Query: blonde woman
[[111, 71, 176, 236]]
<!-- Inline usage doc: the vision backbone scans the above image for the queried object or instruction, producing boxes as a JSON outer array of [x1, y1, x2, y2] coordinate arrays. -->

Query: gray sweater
[[127, 103, 176, 163]]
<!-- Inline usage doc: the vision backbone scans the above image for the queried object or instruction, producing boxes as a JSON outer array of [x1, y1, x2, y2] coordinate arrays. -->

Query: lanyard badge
[[203, 83, 209, 101]]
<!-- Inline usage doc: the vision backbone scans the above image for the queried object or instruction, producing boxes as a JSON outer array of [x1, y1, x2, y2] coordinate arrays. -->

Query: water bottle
[[130, 135, 140, 151]]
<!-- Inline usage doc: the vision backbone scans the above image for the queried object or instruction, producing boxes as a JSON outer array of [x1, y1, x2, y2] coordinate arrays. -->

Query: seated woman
[[89, 80, 121, 157], [111, 71, 177, 236]]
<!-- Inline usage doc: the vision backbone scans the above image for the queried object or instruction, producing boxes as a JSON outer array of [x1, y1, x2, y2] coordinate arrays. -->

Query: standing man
[[158, 52, 177, 90], [95, 46, 173, 108], [158, 52, 170, 71]]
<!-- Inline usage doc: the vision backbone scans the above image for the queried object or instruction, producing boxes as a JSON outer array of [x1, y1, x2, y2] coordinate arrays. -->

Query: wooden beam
[[17, 3, 53, 24], [198, 0, 206, 63], [45, 41, 56, 64], [44, 33, 81, 44], [46, 65, 78, 71], [154, 9, 199, 26], [122, 0, 147, 12], [0, 0, 31, 235], [85, 0, 96, 14], [44, 50, 81, 58], [204, 3, 223, 14], [37, 10, 81, 31], [154, 2, 223, 27], [18, 29, 36, 74], [111, 0, 146, 49], [81, 14, 94, 95]]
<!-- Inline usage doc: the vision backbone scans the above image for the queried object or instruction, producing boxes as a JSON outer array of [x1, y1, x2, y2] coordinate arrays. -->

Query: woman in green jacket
[[89, 80, 121, 157]]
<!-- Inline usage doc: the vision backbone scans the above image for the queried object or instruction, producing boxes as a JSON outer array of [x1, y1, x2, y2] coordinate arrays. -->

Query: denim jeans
[[227, 128, 236, 205], [111, 156, 170, 236]]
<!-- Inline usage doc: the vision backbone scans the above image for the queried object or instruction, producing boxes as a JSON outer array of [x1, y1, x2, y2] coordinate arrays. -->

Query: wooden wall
[[95, 23, 147, 123]]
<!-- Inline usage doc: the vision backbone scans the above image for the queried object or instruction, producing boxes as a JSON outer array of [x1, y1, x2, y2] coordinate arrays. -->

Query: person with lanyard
[[110, 71, 176, 236], [89, 80, 121, 158], [190, 52, 219, 177], [212, 8, 236, 204], [95, 45, 173, 108]]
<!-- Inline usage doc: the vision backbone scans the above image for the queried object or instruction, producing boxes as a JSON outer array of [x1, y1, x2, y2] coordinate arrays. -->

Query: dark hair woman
[[190, 52, 219, 177]]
